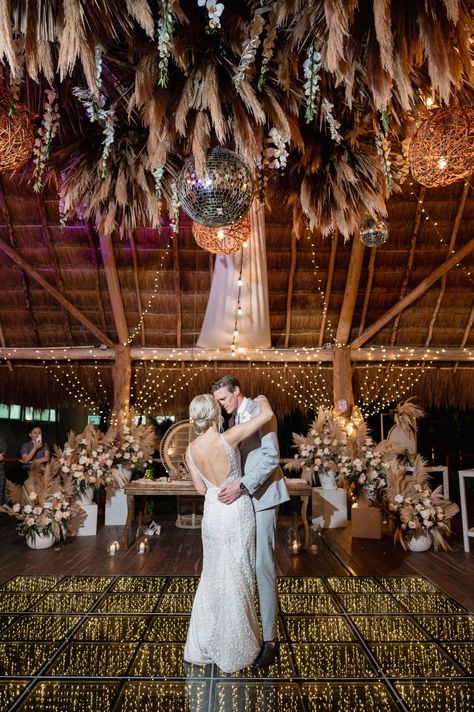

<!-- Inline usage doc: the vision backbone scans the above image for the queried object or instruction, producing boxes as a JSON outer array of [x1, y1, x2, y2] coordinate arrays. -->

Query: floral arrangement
[[387, 455, 459, 551], [343, 436, 392, 503], [108, 415, 155, 472], [0, 462, 78, 544], [54, 424, 119, 496], [284, 408, 350, 487]]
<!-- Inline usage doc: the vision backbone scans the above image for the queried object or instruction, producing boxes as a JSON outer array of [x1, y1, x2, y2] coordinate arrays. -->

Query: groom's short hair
[[211, 375, 241, 393]]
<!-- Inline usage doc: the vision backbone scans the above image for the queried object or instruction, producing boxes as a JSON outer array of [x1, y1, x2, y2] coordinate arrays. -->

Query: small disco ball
[[178, 148, 255, 228], [359, 216, 389, 247]]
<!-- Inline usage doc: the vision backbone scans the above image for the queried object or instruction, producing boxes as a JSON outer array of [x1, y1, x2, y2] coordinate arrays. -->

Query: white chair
[[406, 465, 449, 500], [458, 469, 474, 553]]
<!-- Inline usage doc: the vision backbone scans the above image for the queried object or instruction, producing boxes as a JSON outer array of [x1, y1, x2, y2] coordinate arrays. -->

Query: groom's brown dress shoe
[[254, 639, 280, 668]]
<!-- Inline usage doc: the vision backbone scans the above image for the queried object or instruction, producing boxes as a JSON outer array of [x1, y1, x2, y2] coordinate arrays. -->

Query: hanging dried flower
[[321, 98, 342, 144], [33, 88, 60, 193], [198, 0, 224, 31], [258, 15, 277, 91], [303, 45, 322, 123], [169, 180, 180, 233], [58, 190, 66, 233], [234, 11, 265, 88], [263, 127, 289, 170], [375, 110, 392, 193], [153, 165, 165, 202], [157, 0, 174, 88]]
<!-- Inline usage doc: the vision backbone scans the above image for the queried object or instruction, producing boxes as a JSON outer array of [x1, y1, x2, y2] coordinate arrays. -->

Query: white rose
[[420, 509, 431, 519], [23, 505, 32, 514], [394, 494, 404, 504], [408, 521, 417, 529], [29, 492, 38, 500], [123, 452, 131, 460], [12, 503, 21, 513], [424, 520, 434, 528]]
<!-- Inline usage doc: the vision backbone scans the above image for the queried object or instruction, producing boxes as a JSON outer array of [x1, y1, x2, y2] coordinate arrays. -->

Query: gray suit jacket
[[238, 398, 290, 512]]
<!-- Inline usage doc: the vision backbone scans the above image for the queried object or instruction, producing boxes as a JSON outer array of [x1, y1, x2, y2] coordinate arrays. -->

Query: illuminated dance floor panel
[[0, 575, 472, 711]]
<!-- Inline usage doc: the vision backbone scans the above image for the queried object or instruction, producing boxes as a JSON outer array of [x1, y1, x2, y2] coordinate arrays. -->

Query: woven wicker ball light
[[0, 89, 35, 172], [178, 147, 255, 228], [192, 214, 251, 255], [409, 106, 474, 188]]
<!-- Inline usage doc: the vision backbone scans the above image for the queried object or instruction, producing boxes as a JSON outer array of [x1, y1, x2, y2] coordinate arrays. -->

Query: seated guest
[[20, 425, 50, 472]]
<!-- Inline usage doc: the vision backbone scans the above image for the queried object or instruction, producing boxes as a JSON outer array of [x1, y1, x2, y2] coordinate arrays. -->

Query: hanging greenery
[[303, 46, 322, 123], [157, 0, 174, 88]]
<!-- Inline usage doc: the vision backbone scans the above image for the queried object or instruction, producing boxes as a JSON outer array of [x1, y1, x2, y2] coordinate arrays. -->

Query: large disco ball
[[177, 148, 255, 227], [359, 216, 389, 247]]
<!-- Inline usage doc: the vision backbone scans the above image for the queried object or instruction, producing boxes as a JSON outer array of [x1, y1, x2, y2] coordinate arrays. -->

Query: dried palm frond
[[392, 397, 425, 438]]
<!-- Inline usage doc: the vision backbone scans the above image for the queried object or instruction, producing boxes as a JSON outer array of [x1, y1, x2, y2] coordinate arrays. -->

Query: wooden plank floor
[[0, 513, 473, 611]]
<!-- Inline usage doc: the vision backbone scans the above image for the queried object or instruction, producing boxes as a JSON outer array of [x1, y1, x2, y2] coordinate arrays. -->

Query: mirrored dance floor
[[0, 575, 472, 711]]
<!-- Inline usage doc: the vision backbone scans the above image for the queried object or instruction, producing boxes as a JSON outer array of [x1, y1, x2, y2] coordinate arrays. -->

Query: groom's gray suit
[[237, 398, 290, 641]]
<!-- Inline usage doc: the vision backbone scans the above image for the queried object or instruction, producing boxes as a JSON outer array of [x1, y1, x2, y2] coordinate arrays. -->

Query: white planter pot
[[26, 531, 55, 550], [76, 486, 94, 505], [105, 488, 128, 526], [319, 472, 337, 489], [407, 532, 432, 552]]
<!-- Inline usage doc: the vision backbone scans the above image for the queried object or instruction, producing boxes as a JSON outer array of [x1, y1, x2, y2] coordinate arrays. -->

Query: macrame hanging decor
[[192, 215, 251, 255], [409, 106, 474, 188], [0, 88, 35, 172], [178, 148, 255, 228]]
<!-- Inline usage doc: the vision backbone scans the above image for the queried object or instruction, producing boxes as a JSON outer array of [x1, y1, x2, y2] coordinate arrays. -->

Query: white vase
[[319, 472, 337, 489], [76, 486, 94, 505], [26, 531, 55, 550], [407, 531, 432, 552]]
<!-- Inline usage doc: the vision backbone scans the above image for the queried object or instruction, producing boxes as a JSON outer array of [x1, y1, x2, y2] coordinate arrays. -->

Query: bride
[[184, 392, 274, 673]]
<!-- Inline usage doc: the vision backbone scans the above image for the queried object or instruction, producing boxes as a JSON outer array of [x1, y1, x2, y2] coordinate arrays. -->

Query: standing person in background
[[0, 432, 6, 505], [19, 425, 49, 472], [212, 375, 289, 668]]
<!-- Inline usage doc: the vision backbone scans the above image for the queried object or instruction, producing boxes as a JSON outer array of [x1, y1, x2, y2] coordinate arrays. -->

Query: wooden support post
[[112, 344, 131, 422], [332, 344, 354, 412], [336, 236, 365, 345]]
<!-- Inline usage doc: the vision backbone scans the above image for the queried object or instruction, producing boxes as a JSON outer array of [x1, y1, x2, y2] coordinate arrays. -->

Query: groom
[[211, 375, 289, 667]]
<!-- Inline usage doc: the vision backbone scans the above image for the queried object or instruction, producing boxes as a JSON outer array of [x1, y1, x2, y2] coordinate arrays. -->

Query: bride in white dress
[[184, 393, 274, 673]]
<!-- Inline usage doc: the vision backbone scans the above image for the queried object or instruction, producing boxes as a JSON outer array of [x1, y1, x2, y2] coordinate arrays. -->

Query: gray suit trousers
[[255, 505, 278, 641]]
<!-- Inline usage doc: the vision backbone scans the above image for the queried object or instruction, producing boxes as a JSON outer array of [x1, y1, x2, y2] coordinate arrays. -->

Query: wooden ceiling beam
[[129, 231, 146, 346], [0, 234, 114, 348], [391, 186, 426, 345], [336, 235, 365, 345], [318, 231, 338, 346], [352, 238, 474, 349], [425, 183, 469, 347], [454, 299, 474, 372], [1, 346, 472, 362], [0, 178, 40, 345], [98, 233, 129, 345], [36, 194, 74, 345], [284, 232, 298, 348]]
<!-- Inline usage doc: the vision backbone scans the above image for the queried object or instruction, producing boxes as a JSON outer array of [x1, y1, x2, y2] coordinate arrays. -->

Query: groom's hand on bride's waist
[[218, 482, 243, 505]]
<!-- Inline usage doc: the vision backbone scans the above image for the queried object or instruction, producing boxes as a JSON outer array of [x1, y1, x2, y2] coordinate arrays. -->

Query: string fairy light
[[125, 229, 174, 346], [305, 224, 336, 343]]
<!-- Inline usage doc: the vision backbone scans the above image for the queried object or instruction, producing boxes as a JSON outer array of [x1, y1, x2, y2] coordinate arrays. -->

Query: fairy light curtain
[[197, 201, 271, 349]]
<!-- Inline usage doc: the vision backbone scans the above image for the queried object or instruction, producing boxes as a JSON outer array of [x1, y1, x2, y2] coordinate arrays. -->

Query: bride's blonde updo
[[189, 393, 220, 434]]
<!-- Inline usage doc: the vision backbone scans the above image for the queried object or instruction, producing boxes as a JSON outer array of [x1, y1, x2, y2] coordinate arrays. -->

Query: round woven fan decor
[[409, 106, 474, 188], [0, 89, 35, 172], [192, 214, 251, 255], [159, 419, 196, 479]]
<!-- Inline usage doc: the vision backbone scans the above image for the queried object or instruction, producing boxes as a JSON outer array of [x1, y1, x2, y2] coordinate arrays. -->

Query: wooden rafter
[[319, 231, 338, 346], [391, 186, 426, 345], [352, 238, 474, 349], [0, 178, 40, 345], [98, 233, 129, 345], [0, 234, 114, 347], [129, 231, 146, 346], [172, 233, 182, 348], [336, 235, 365, 345], [2, 346, 471, 362], [36, 194, 74, 345], [86, 223, 108, 336], [284, 232, 298, 348], [425, 183, 469, 346], [358, 247, 377, 336]]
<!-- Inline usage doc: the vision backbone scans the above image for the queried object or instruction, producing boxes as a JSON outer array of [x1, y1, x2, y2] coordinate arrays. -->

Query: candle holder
[[287, 516, 304, 555], [309, 524, 322, 554], [137, 538, 150, 555], [107, 540, 121, 557]]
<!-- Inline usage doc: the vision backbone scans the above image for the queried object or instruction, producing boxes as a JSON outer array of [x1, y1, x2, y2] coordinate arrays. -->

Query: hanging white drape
[[197, 201, 271, 349]]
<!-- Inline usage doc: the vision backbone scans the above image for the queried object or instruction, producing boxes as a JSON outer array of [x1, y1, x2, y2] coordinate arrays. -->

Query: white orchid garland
[[234, 11, 265, 88], [169, 180, 180, 233], [258, 17, 277, 91], [303, 45, 322, 123], [157, 0, 174, 87], [153, 165, 165, 202], [33, 88, 60, 193], [263, 127, 289, 170], [198, 0, 224, 31], [376, 110, 392, 193], [321, 98, 343, 144], [72, 46, 116, 180]]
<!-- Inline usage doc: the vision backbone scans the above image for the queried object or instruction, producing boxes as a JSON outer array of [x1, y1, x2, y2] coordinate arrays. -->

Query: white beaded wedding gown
[[184, 434, 261, 673]]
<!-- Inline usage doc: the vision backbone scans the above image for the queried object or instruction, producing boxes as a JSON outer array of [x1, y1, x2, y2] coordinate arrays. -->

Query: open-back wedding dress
[[184, 435, 261, 673]]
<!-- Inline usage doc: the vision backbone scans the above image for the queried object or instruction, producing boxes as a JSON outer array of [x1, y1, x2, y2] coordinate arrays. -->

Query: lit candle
[[309, 544, 318, 554], [138, 541, 145, 554], [292, 541, 300, 553], [108, 543, 116, 556]]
